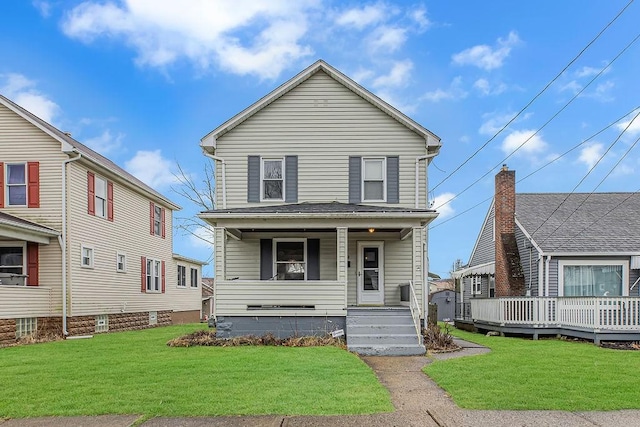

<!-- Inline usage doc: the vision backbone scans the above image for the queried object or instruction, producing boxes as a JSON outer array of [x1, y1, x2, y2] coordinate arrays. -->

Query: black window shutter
[[348, 156, 361, 204], [307, 239, 320, 280], [285, 156, 298, 203], [387, 156, 399, 204], [260, 239, 273, 280], [247, 156, 260, 202]]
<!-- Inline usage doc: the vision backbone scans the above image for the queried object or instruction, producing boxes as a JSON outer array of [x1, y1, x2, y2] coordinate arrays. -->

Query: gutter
[[415, 153, 438, 209], [201, 149, 226, 209], [61, 151, 82, 336]]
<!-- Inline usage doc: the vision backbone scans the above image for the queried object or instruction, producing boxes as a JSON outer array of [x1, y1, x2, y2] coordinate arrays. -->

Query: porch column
[[336, 227, 348, 306], [412, 227, 424, 314], [213, 227, 226, 280]]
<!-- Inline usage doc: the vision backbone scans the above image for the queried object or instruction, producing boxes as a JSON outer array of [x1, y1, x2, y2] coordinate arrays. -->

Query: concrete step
[[347, 314, 415, 326], [347, 333, 421, 346], [347, 344, 426, 356], [347, 308, 413, 316], [347, 324, 417, 335]]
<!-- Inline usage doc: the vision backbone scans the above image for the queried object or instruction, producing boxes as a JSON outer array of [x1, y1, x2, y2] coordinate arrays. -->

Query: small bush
[[167, 330, 346, 349], [423, 323, 460, 352]]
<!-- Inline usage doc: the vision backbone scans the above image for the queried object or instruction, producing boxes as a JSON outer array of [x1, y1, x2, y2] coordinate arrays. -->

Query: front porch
[[458, 297, 640, 344]]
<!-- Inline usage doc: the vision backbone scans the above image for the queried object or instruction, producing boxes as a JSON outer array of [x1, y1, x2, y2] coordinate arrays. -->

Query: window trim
[[190, 267, 199, 288], [116, 252, 126, 273], [260, 157, 285, 202], [146, 257, 162, 293], [471, 276, 482, 295], [81, 245, 94, 269], [273, 238, 307, 281], [558, 259, 629, 297], [5, 163, 27, 207], [177, 264, 187, 288], [361, 157, 387, 202], [0, 241, 26, 276]]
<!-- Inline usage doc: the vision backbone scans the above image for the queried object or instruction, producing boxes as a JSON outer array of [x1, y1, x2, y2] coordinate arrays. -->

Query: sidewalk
[[2, 339, 640, 426]]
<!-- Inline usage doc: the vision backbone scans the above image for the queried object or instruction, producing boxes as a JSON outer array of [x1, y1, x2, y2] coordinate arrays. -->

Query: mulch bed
[[600, 341, 640, 350], [167, 329, 346, 348]]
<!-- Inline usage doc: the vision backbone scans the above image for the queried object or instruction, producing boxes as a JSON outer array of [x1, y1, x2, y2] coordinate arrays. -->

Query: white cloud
[[590, 80, 614, 102], [189, 224, 215, 249], [372, 60, 413, 88], [559, 80, 582, 95], [83, 130, 124, 155], [422, 76, 467, 102], [32, 1, 52, 17], [410, 7, 431, 31], [367, 25, 407, 52], [577, 143, 604, 169], [335, 4, 387, 29], [125, 150, 179, 188], [61, 0, 317, 80], [473, 78, 506, 96], [0, 73, 60, 123], [374, 89, 416, 114], [616, 111, 640, 138], [452, 31, 521, 71], [432, 192, 455, 219], [575, 64, 610, 78], [501, 129, 548, 156], [479, 111, 517, 136]]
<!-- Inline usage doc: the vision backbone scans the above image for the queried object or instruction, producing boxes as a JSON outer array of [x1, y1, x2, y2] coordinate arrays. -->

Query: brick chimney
[[494, 165, 525, 296]]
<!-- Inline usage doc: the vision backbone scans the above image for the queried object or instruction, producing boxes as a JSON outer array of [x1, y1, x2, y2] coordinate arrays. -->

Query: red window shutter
[[0, 162, 4, 208], [161, 260, 166, 293], [87, 172, 95, 215], [161, 208, 166, 239], [27, 162, 40, 208], [107, 181, 114, 222], [149, 202, 155, 235], [141, 256, 147, 293], [27, 242, 39, 286]]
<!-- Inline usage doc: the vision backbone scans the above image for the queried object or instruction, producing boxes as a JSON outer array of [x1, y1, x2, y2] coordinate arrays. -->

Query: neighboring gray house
[[454, 166, 640, 343], [199, 60, 442, 355], [429, 289, 455, 322]]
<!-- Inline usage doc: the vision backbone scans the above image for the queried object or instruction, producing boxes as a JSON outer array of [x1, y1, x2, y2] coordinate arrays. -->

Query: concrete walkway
[[2, 339, 640, 426]]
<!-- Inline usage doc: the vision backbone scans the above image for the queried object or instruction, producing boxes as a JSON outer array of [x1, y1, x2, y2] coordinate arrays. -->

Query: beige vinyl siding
[[0, 286, 55, 318], [346, 233, 419, 307], [0, 103, 65, 316], [215, 71, 427, 209], [66, 162, 198, 316]]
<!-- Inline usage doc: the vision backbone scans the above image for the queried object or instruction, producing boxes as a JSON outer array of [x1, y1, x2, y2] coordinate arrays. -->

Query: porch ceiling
[[0, 212, 59, 244]]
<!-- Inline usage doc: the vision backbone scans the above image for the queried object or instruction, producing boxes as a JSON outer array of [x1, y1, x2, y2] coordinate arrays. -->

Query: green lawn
[[424, 327, 640, 410], [0, 324, 392, 418]]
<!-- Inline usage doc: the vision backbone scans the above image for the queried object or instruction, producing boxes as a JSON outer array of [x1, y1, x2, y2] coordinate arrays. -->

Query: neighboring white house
[[199, 60, 442, 355], [0, 94, 205, 345]]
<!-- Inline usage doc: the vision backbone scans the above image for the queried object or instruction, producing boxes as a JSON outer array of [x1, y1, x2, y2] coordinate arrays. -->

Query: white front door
[[357, 241, 384, 305]]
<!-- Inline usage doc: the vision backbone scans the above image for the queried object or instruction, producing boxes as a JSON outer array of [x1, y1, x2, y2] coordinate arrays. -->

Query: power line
[[429, 106, 640, 230], [529, 109, 640, 241], [433, 30, 640, 212], [430, 0, 635, 193]]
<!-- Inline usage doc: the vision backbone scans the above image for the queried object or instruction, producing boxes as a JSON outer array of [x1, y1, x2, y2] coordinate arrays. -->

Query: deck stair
[[346, 307, 425, 356]]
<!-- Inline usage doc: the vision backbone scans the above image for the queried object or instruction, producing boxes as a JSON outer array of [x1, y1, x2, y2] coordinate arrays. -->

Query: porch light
[[368, 228, 375, 233]]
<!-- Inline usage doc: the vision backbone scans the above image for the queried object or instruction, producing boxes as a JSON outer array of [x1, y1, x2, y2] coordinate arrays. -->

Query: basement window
[[95, 314, 108, 333], [16, 317, 37, 338]]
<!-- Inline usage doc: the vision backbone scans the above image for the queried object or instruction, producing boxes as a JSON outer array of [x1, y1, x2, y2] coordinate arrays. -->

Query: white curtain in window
[[563, 265, 623, 296]]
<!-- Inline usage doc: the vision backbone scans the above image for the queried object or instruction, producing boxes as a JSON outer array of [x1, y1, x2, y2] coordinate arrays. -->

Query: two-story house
[[199, 60, 441, 355], [0, 94, 205, 345]]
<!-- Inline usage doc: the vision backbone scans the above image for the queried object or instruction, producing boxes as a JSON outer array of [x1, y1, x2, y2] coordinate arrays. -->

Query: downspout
[[545, 255, 551, 297], [201, 149, 226, 209], [415, 153, 438, 209], [537, 254, 544, 296], [61, 151, 82, 336]]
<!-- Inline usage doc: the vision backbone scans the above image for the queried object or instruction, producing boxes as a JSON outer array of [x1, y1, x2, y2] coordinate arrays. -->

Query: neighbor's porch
[[461, 296, 640, 343]]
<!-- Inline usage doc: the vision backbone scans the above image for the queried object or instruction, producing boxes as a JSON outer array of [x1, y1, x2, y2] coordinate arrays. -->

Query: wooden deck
[[457, 297, 640, 344]]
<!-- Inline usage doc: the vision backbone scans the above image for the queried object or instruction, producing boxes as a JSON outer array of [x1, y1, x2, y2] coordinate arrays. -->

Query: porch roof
[[452, 261, 495, 279], [0, 212, 60, 244], [201, 201, 435, 217]]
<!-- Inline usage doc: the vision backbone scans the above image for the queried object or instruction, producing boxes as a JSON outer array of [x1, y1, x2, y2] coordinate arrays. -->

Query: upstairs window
[[87, 172, 113, 221], [274, 239, 306, 280], [6, 164, 27, 206], [150, 202, 165, 238], [190, 267, 198, 288], [471, 276, 482, 295], [95, 176, 107, 218], [261, 158, 284, 201], [362, 158, 386, 202]]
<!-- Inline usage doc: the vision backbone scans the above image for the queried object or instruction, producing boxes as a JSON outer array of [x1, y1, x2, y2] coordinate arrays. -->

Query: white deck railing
[[407, 281, 423, 345], [470, 297, 640, 331]]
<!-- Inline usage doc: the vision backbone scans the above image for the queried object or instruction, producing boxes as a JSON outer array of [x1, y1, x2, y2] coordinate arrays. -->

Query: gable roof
[[516, 192, 640, 254], [201, 59, 441, 153], [0, 211, 59, 244], [0, 94, 180, 210]]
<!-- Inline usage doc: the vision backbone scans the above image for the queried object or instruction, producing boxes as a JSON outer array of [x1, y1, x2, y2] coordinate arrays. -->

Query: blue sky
[[2, 1, 639, 278]]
